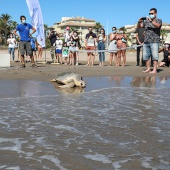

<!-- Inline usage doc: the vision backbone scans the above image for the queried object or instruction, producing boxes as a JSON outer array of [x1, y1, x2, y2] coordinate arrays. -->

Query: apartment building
[[51, 16, 96, 46], [125, 23, 170, 46]]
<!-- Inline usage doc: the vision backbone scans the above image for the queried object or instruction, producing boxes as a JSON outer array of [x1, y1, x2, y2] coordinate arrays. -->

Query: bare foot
[[149, 71, 157, 74], [85, 64, 90, 66], [143, 69, 151, 73]]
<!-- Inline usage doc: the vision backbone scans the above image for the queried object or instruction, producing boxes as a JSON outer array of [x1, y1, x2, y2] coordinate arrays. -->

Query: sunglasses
[[149, 13, 154, 15]]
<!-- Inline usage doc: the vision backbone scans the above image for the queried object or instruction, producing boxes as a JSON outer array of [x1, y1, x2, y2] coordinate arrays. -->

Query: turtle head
[[51, 78, 57, 82], [75, 80, 86, 88]]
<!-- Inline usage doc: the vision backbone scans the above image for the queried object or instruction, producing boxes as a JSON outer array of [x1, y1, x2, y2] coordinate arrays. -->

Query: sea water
[[0, 76, 170, 170]]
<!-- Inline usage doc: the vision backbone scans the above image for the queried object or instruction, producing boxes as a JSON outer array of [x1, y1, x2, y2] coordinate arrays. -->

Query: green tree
[[10, 21, 18, 31], [44, 24, 51, 48], [0, 18, 5, 44], [1, 13, 12, 41], [94, 22, 103, 35], [119, 26, 127, 33]]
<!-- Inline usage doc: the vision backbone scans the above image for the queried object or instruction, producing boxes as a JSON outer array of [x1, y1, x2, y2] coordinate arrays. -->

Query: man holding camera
[[140, 8, 162, 74]]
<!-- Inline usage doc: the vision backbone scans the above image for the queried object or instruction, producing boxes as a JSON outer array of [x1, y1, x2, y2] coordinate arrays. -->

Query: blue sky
[[0, 0, 169, 33]]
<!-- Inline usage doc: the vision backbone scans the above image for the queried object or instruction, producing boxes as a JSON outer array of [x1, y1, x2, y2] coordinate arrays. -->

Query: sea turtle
[[51, 72, 86, 88]]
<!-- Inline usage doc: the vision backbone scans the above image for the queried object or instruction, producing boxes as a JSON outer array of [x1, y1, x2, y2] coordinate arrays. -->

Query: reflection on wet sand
[[52, 82, 85, 94], [132, 76, 156, 88]]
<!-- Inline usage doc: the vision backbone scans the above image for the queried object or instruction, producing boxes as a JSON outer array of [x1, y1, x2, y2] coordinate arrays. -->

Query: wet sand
[[0, 61, 169, 82]]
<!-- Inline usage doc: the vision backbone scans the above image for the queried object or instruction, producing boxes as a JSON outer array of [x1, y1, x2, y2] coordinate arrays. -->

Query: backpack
[[30, 38, 36, 51]]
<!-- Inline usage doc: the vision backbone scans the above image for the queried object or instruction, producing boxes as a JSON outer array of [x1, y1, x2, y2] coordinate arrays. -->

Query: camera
[[141, 17, 147, 20]]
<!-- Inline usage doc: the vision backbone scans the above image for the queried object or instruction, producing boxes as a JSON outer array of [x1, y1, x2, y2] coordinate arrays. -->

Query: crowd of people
[[7, 8, 170, 72], [47, 7, 169, 72]]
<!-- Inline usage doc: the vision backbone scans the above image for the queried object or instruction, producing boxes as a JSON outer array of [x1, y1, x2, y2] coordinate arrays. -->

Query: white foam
[[112, 159, 131, 169], [159, 159, 169, 166], [6, 166, 20, 170], [40, 155, 68, 170], [150, 127, 162, 133], [0, 138, 23, 154], [84, 153, 112, 164], [141, 162, 152, 169], [54, 125, 81, 134]]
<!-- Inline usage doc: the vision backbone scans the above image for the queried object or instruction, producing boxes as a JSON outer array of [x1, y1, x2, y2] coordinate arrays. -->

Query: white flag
[[26, 0, 45, 47]]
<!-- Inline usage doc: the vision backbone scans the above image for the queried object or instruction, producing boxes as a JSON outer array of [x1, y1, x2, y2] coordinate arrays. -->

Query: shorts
[[20, 41, 33, 56], [143, 43, 159, 61], [75, 47, 79, 52], [86, 46, 95, 55], [55, 49, 62, 54], [62, 54, 68, 58], [69, 46, 76, 53]]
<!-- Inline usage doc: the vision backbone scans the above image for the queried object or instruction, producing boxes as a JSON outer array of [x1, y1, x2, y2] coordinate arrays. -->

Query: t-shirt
[[85, 32, 97, 46], [55, 39, 63, 49], [135, 28, 146, 43], [98, 34, 104, 41], [64, 31, 71, 43], [144, 17, 162, 43], [7, 38, 16, 48], [16, 23, 33, 42], [62, 46, 69, 56]]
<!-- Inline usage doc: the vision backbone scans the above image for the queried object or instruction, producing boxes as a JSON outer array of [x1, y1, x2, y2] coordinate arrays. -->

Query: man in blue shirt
[[13, 15, 36, 67]]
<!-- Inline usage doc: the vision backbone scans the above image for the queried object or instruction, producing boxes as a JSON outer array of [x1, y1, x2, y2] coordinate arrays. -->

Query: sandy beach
[[0, 49, 168, 81]]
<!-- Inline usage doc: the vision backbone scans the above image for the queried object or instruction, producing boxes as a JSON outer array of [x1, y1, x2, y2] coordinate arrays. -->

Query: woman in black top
[[136, 21, 146, 66], [159, 41, 170, 67]]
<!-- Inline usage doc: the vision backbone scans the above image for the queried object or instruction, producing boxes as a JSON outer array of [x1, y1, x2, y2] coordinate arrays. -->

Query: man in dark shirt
[[48, 30, 56, 46], [85, 27, 97, 66], [136, 21, 146, 66], [48, 30, 56, 62], [140, 8, 162, 74]]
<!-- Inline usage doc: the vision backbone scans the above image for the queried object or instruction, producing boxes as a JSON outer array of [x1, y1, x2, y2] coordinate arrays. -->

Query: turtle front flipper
[[58, 82, 75, 88], [51, 78, 57, 82]]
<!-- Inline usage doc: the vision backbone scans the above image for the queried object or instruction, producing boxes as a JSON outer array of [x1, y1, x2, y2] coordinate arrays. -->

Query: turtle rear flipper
[[58, 82, 75, 88]]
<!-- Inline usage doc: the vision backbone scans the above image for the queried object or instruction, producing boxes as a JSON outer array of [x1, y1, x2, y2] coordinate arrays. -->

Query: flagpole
[[107, 20, 109, 48]]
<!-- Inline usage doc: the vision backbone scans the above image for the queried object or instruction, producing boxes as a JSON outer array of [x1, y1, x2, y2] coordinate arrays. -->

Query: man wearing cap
[[140, 8, 162, 73]]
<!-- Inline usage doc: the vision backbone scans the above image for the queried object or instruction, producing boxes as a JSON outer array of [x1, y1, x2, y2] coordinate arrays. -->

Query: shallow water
[[0, 76, 170, 170]]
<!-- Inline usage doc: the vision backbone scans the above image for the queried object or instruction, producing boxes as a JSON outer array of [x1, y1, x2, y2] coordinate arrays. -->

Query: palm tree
[[0, 18, 4, 44], [1, 13, 12, 41], [44, 24, 51, 48], [10, 21, 18, 31], [119, 26, 127, 33], [94, 22, 103, 35], [160, 29, 167, 46], [44, 24, 50, 37]]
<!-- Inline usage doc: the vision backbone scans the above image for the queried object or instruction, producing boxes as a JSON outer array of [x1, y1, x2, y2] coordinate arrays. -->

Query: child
[[55, 34, 63, 64], [62, 42, 69, 65], [69, 38, 76, 65]]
